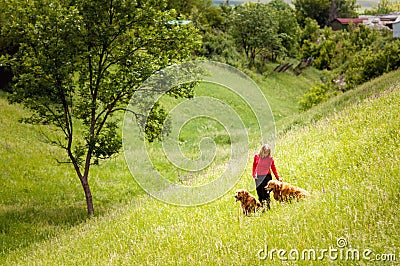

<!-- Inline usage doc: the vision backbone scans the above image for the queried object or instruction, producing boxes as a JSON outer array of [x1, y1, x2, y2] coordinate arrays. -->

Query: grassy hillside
[[1, 67, 399, 264], [0, 65, 319, 257], [137, 65, 321, 186], [252, 66, 322, 122], [0, 92, 143, 256], [276, 67, 400, 135]]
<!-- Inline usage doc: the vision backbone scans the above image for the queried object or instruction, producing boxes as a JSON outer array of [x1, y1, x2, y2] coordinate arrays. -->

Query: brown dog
[[265, 180, 309, 202], [235, 189, 262, 215]]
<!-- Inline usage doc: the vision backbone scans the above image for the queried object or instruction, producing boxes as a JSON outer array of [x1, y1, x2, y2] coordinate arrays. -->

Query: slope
[[2, 70, 399, 265], [0, 65, 320, 256]]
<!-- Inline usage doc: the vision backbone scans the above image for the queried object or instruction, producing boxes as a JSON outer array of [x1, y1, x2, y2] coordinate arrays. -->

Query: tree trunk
[[68, 150, 94, 216], [81, 175, 94, 216]]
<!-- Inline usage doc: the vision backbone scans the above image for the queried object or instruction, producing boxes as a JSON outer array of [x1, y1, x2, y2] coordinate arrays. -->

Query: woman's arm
[[271, 159, 282, 181], [252, 154, 259, 178]]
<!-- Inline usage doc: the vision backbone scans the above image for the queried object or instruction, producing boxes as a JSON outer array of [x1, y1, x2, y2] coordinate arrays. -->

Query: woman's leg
[[255, 175, 267, 203], [261, 174, 272, 209]]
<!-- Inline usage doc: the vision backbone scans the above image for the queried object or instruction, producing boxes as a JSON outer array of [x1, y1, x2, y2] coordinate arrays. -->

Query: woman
[[252, 144, 282, 209]]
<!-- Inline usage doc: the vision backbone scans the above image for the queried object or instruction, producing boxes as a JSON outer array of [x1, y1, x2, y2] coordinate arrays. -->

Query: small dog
[[265, 180, 309, 202], [235, 189, 262, 215]]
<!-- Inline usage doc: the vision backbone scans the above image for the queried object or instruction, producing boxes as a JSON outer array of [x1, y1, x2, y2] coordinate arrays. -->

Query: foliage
[[345, 38, 400, 90], [201, 30, 243, 67], [166, 0, 227, 31], [300, 24, 389, 73], [293, 0, 330, 27], [363, 0, 400, 14], [299, 22, 397, 105], [229, 1, 300, 68], [293, 0, 359, 27], [332, 0, 359, 19], [299, 18, 321, 46], [2, 72, 400, 265], [268, 0, 301, 60], [298, 83, 330, 110], [346, 23, 381, 51], [1, 0, 201, 215], [301, 27, 338, 70], [0, 1, 16, 91], [229, 2, 277, 67], [166, 0, 212, 17], [190, 2, 226, 30]]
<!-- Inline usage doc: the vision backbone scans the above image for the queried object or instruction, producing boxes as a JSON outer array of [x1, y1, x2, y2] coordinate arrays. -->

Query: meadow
[[1, 68, 399, 265], [0, 65, 316, 259]]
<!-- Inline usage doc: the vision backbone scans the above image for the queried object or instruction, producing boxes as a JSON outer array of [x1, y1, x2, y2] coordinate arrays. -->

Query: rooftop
[[334, 18, 368, 25]]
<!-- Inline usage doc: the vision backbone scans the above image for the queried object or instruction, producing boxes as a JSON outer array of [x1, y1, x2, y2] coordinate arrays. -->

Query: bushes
[[299, 37, 400, 111], [201, 30, 244, 67], [345, 39, 400, 90], [299, 24, 399, 110], [298, 83, 330, 110]]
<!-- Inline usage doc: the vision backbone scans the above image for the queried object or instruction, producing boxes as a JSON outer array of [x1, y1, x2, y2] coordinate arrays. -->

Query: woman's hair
[[259, 144, 271, 159]]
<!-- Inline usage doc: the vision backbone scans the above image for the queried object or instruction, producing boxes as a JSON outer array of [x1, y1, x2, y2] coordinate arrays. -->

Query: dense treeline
[[1, 0, 400, 108], [163, 0, 400, 109]]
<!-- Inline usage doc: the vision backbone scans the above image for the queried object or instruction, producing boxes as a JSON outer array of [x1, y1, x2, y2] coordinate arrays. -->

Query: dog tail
[[298, 189, 310, 198]]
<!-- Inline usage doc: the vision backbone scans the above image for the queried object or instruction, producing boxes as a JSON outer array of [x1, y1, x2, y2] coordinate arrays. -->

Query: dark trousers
[[255, 174, 272, 204]]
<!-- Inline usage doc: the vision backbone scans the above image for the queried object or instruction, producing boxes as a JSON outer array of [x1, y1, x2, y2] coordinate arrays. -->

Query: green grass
[[0, 95, 143, 256], [254, 66, 322, 122], [3, 63, 315, 257], [276, 69, 400, 135], [1, 69, 399, 264], [143, 66, 321, 185]]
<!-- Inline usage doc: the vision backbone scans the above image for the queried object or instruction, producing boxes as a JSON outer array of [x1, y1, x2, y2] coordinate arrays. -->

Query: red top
[[252, 154, 280, 180], [334, 18, 367, 25]]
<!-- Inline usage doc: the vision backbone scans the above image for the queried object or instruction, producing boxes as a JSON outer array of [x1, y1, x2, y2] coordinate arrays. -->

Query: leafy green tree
[[299, 18, 320, 46], [348, 24, 374, 50], [166, 0, 225, 29], [293, 0, 358, 27], [201, 30, 243, 67], [377, 0, 393, 13], [363, 0, 400, 15], [345, 39, 400, 90], [293, 0, 331, 27], [2, 0, 200, 215], [300, 24, 377, 71], [331, 0, 358, 21], [229, 3, 280, 67], [0, 1, 17, 90], [267, 0, 301, 60], [190, 2, 225, 30], [301, 27, 338, 70]]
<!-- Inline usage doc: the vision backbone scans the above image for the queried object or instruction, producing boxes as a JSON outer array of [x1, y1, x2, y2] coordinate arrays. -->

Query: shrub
[[345, 39, 400, 90], [299, 83, 330, 110]]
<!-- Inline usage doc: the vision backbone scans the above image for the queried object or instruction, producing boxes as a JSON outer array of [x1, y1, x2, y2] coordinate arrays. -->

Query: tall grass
[[1, 70, 399, 264], [1, 64, 318, 258], [276, 69, 400, 135], [0, 96, 143, 257]]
